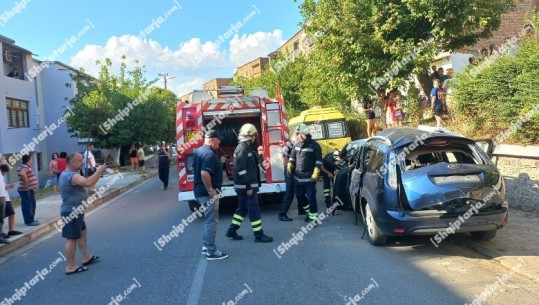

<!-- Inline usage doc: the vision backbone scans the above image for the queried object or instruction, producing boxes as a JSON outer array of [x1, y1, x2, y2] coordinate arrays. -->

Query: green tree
[[66, 56, 176, 163], [298, 0, 514, 97]]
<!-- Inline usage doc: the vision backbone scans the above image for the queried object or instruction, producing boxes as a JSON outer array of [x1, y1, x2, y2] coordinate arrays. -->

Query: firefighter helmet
[[239, 123, 258, 136], [296, 123, 310, 136], [238, 123, 258, 142]]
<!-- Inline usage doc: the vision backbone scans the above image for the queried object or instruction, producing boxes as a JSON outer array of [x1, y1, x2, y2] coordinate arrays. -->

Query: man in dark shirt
[[193, 130, 228, 260], [156, 142, 170, 190]]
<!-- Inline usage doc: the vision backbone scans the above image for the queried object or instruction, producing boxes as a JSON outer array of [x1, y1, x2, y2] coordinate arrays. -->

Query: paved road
[[1, 171, 538, 305]]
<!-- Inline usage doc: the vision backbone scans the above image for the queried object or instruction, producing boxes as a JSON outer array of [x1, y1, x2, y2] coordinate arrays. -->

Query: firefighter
[[288, 123, 322, 222], [321, 150, 339, 208], [278, 129, 301, 221], [225, 123, 273, 243]]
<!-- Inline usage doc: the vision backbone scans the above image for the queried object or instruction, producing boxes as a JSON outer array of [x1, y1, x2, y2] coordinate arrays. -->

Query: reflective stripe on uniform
[[308, 212, 318, 220], [232, 214, 244, 226], [315, 161, 323, 165], [303, 204, 310, 213], [251, 219, 262, 232], [234, 184, 259, 189], [294, 177, 312, 183], [238, 170, 247, 175], [323, 189, 330, 195], [294, 147, 314, 152]]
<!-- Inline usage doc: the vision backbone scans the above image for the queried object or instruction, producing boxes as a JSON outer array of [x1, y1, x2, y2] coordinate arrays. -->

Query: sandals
[[65, 266, 88, 275], [82, 255, 100, 266]]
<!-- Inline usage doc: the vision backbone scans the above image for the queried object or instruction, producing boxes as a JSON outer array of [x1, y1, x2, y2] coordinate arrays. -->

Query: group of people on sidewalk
[[193, 123, 324, 261], [361, 68, 454, 137], [0, 153, 44, 245], [130, 143, 170, 190]]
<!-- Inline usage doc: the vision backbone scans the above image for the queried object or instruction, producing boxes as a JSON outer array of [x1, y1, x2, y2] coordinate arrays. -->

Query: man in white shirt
[[83, 143, 97, 193]]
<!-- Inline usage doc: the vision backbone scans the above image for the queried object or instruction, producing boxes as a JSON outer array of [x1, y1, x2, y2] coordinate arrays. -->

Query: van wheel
[[365, 203, 387, 245], [471, 230, 497, 241], [188, 200, 200, 212]]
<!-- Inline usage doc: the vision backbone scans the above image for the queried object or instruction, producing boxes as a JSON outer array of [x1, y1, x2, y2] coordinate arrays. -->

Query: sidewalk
[[0, 164, 158, 258], [452, 209, 539, 283]]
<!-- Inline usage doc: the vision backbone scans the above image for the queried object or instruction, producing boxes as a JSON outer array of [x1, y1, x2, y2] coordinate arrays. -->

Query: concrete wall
[[492, 144, 539, 213]]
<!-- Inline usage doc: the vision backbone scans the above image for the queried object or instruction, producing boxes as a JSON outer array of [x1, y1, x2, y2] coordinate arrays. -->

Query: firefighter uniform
[[321, 151, 338, 208], [288, 124, 322, 222], [226, 124, 273, 242], [278, 138, 302, 221]]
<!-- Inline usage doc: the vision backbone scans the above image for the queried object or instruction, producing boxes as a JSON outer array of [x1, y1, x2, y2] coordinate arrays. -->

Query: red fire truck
[[176, 86, 290, 210]]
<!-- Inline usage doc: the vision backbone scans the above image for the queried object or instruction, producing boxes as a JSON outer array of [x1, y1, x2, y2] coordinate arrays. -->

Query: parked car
[[332, 126, 509, 245]]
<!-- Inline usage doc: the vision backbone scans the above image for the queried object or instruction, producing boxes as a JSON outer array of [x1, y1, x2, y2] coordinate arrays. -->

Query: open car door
[[474, 138, 494, 158]]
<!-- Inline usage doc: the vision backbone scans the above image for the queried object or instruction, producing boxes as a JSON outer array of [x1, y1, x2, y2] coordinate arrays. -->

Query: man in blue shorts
[[59, 153, 106, 274]]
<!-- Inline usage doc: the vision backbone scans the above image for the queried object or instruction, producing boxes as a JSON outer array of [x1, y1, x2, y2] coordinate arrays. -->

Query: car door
[[349, 147, 364, 212]]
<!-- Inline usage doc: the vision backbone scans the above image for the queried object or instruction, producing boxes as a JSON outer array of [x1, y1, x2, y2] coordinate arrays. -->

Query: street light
[[158, 73, 175, 90]]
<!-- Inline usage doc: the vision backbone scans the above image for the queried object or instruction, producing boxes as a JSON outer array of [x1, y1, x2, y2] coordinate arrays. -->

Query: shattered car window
[[402, 143, 489, 171]]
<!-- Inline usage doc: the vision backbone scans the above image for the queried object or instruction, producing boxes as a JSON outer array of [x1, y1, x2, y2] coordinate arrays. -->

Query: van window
[[308, 123, 324, 140], [326, 121, 346, 138]]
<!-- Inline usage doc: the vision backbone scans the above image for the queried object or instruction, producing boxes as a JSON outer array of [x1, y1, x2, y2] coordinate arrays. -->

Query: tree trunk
[[107, 146, 122, 167], [416, 73, 434, 97]]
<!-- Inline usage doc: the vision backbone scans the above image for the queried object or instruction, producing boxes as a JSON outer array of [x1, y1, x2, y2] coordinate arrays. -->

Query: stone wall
[[492, 144, 539, 213]]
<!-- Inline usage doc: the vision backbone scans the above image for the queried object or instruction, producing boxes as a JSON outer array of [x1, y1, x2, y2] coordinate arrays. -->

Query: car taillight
[[393, 227, 405, 233], [388, 151, 397, 189]]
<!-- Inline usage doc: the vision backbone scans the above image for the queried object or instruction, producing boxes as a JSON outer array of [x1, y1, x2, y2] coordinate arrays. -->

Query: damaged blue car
[[335, 126, 509, 245]]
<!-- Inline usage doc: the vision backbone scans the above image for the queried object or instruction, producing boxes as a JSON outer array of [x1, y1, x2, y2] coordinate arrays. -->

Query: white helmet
[[296, 123, 310, 136], [238, 123, 258, 142]]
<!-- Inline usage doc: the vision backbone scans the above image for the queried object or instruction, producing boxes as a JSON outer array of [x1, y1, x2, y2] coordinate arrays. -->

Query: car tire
[[471, 230, 497, 241], [188, 200, 200, 212], [365, 203, 387, 245]]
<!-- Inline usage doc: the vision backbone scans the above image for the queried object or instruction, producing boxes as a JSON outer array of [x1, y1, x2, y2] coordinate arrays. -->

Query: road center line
[[186, 257, 207, 305]]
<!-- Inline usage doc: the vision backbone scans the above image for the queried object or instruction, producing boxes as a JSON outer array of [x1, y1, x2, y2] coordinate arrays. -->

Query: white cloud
[[69, 31, 285, 96], [229, 29, 285, 66]]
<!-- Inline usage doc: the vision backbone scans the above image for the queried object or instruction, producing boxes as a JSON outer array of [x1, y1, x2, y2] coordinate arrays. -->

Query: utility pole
[[158, 73, 175, 90]]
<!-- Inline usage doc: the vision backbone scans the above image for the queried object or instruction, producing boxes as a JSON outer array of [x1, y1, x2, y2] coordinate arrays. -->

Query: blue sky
[[0, 0, 303, 95]]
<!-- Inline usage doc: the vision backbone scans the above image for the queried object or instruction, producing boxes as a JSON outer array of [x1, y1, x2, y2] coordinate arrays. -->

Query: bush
[[452, 34, 539, 144], [346, 117, 367, 140]]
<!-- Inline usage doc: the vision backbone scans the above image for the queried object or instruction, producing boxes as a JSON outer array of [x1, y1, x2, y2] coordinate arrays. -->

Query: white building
[[0, 34, 43, 186]]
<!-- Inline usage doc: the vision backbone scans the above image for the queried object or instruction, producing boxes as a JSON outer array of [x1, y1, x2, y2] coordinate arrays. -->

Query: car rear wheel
[[188, 200, 200, 212], [471, 230, 497, 241], [365, 203, 387, 245]]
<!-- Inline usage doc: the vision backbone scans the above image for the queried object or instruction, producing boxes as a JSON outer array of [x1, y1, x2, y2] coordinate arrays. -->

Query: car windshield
[[400, 142, 489, 171]]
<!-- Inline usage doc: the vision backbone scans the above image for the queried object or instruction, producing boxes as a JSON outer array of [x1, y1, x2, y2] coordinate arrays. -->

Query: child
[[1, 164, 22, 241]]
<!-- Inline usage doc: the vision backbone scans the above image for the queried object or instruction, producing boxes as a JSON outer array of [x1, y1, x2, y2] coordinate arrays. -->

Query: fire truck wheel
[[188, 200, 201, 212]]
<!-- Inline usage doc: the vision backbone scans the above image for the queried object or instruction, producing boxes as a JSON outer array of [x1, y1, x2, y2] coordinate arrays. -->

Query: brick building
[[233, 57, 269, 79], [459, 0, 538, 55]]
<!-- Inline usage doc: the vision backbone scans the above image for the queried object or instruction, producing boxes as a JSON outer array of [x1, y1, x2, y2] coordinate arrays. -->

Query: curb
[[0, 172, 157, 258]]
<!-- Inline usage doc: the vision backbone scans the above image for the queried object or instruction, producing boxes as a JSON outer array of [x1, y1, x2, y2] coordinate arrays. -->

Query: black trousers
[[159, 166, 169, 188]]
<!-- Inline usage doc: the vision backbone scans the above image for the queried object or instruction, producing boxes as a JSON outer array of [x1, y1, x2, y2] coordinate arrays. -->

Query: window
[[326, 121, 346, 138], [308, 123, 324, 140], [365, 149, 385, 172], [6, 98, 29, 128], [36, 152, 42, 172]]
